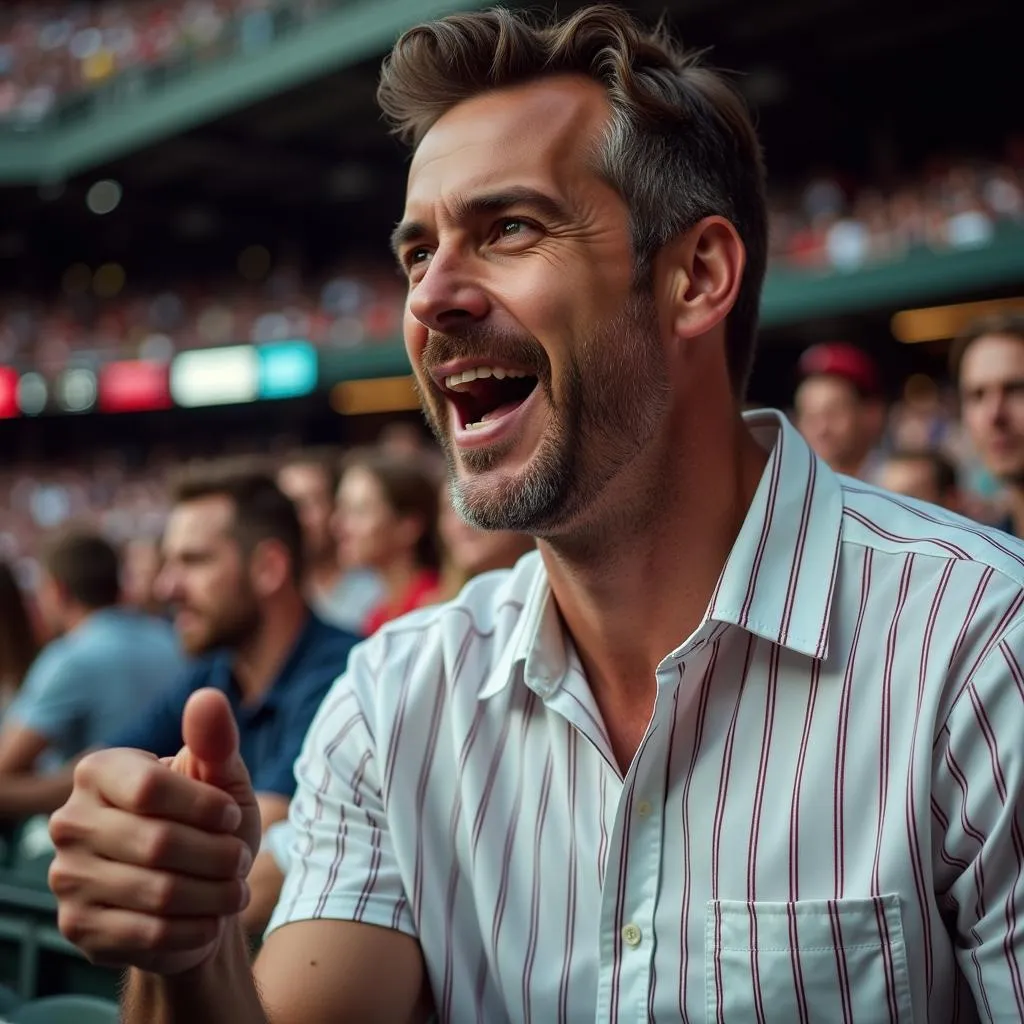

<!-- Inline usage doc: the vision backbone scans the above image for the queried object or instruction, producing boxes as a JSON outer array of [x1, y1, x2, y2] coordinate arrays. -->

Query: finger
[[57, 904, 220, 965], [82, 752, 241, 833], [182, 688, 240, 766], [50, 851, 250, 919], [50, 803, 251, 881]]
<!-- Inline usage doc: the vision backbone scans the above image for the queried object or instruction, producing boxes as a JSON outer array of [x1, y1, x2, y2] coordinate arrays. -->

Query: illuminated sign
[[17, 373, 48, 416], [258, 341, 318, 400], [57, 367, 98, 413], [0, 367, 18, 418], [99, 361, 171, 413], [169, 346, 258, 408]]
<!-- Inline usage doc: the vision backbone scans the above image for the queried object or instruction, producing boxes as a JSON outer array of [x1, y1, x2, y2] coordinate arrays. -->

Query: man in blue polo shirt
[[104, 462, 361, 831], [0, 531, 183, 819]]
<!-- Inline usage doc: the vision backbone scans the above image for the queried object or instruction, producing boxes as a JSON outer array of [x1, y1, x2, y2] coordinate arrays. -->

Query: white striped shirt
[[268, 409, 1024, 1023]]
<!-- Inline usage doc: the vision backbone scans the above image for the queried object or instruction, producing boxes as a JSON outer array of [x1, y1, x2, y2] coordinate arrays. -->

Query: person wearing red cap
[[793, 342, 887, 480]]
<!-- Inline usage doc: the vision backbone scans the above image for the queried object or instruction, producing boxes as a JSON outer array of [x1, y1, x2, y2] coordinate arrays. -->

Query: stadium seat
[[0, 982, 21, 1014], [7, 994, 119, 1023]]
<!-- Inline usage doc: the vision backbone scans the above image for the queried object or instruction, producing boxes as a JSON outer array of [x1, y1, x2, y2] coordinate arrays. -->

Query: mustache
[[422, 326, 549, 380]]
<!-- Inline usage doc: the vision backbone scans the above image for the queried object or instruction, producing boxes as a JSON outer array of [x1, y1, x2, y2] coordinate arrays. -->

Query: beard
[[177, 588, 262, 657], [417, 289, 669, 535]]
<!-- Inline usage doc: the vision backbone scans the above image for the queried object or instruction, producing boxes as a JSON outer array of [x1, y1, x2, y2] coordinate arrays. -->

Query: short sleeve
[[6, 644, 84, 748], [101, 676, 190, 756], [266, 644, 416, 941], [933, 614, 1024, 1019]]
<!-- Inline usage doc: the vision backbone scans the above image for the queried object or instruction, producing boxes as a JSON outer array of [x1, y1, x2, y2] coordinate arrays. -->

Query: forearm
[[0, 768, 74, 819], [123, 920, 268, 1024]]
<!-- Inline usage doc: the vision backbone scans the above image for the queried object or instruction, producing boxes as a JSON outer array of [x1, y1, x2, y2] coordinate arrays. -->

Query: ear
[[658, 215, 746, 344], [249, 538, 292, 598]]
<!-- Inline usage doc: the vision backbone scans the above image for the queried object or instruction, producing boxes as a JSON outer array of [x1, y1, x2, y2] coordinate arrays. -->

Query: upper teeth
[[445, 366, 528, 390]]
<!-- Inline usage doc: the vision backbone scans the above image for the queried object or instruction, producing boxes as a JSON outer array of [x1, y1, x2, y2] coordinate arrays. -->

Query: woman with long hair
[[334, 449, 442, 635], [0, 561, 41, 716]]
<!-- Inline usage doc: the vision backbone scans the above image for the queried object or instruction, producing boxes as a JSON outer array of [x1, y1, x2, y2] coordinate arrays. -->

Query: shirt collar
[[478, 408, 844, 700]]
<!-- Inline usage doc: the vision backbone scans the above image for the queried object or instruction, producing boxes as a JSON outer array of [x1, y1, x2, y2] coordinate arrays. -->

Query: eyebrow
[[389, 186, 571, 263]]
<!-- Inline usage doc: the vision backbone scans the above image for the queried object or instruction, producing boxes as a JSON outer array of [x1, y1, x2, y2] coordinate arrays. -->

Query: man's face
[[794, 376, 869, 473], [959, 334, 1024, 484], [879, 457, 943, 506], [277, 463, 334, 564], [155, 496, 260, 656], [395, 75, 669, 534]]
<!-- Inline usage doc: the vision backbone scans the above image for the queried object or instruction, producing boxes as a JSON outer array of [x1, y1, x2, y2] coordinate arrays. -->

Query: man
[[0, 531, 182, 819], [878, 448, 960, 509], [101, 462, 361, 831], [276, 449, 383, 633], [48, 9, 1024, 1022], [953, 313, 1024, 537], [793, 341, 887, 480]]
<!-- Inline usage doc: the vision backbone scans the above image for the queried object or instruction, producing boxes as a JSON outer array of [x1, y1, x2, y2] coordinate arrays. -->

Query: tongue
[[480, 398, 526, 423]]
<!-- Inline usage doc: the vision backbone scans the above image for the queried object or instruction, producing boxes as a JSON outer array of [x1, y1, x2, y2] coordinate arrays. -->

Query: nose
[[152, 563, 180, 604], [407, 249, 491, 334]]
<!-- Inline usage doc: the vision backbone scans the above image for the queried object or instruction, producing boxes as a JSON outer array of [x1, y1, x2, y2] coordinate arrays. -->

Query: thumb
[[177, 688, 253, 801]]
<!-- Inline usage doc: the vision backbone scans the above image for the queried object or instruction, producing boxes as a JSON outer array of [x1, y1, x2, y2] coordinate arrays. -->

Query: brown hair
[[342, 449, 441, 571], [950, 312, 1024, 384], [171, 460, 305, 583], [377, 4, 768, 396], [41, 530, 121, 610], [0, 561, 39, 687]]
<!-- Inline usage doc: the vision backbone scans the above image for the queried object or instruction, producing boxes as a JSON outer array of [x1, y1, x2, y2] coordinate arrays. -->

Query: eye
[[493, 217, 531, 241], [406, 247, 432, 268]]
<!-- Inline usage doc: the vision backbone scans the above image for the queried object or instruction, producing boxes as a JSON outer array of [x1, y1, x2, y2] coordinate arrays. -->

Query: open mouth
[[442, 364, 539, 431]]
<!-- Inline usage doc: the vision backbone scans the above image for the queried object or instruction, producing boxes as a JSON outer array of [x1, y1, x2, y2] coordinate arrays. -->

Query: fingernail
[[238, 846, 253, 877], [221, 803, 242, 832]]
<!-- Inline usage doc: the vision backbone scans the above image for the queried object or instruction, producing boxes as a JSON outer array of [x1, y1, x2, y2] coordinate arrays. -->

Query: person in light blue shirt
[[0, 531, 184, 820]]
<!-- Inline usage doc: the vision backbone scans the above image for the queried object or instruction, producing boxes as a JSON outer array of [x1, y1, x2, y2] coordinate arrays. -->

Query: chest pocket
[[705, 895, 915, 1023]]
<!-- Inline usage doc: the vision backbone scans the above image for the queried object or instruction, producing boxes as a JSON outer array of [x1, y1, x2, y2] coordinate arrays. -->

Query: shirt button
[[622, 923, 642, 948], [636, 800, 652, 819]]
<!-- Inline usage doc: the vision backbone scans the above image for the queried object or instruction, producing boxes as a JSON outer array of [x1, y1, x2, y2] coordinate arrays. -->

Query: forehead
[[405, 75, 613, 213], [164, 495, 235, 547], [960, 334, 1024, 386], [796, 376, 859, 410], [278, 463, 328, 496], [883, 458, 932, 484]]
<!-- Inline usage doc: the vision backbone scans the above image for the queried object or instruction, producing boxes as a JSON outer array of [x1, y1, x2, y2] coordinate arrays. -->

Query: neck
[[381, 556, 424, 606], [540, 409, 768, 709], [231, 592, 308, 702], [62, 602, 100, 633]]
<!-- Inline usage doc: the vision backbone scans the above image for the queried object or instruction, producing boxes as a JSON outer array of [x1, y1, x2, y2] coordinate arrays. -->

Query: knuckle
[[47, 857, 80, 898], [147, 873, 178, 913], [139, 822, 176, 865], [125, 762, 165, 811], [57, 904, 90, 946]]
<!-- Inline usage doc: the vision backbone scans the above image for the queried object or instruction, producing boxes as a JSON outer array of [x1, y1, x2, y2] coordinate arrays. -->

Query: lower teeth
[[465, 420, 486, 430]]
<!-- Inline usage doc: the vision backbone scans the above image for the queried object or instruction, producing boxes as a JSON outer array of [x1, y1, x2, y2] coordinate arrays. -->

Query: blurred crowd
[[0, 0, 337, 124], [768, 140, 1024, 272]]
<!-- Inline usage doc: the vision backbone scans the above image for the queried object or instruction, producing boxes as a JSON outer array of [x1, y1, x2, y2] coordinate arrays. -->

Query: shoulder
[[328, 553, 540, 710], [839, 478, 1024, 588]]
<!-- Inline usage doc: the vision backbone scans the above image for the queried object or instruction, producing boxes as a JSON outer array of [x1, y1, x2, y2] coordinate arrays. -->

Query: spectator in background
[[121, 536, 166, 617], [276, 449, 383, 634], [103, 463, 361, 831], [0, 531, 183, 819], [793, 341, 886, 480], [879, 449, 960, 510], [0, 561, 40, 718], [953, 312, 1024, 537], [335, 449, 441, 634]]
